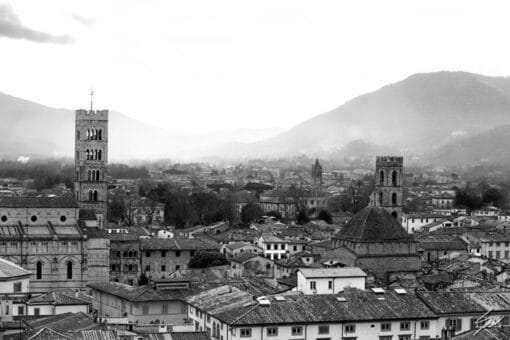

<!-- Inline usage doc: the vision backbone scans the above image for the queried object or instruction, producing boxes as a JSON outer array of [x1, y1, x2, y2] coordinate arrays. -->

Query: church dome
[[334, 206, 413, 242]]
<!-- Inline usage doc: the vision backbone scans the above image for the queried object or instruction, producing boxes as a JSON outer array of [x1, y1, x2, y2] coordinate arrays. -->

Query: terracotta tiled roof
[[334, 207, 413, 242], [141, 237, 220, 250], [0, 196, 78, 208], [0, 257, 31, 279]]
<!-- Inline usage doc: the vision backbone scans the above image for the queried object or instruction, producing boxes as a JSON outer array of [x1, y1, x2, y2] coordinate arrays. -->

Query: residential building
[[257, 234, 287, 260], [88, 281, 189, 326], [141, 238, 220, 278], [26, 291, 90, 316], [186, 286, 438, 340], [230, 253, 274, 277], [220, 242, 262, 259], [463, 231, 510, 263], [0, 257, 31, 319], [417, 236, 469, 262], [296, 268, 366, 294], [401, 213, 444, 233]]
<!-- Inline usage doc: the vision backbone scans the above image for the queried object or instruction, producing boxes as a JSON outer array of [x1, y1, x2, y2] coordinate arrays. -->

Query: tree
[[482, 188, 506, 208], [240, 203, 264, 224], [188, 251, 229, 268], [108, 191, 126, 222], [296, 208, 309, 225], [316, 209, 332, 224], [138, 272, 149, 286]]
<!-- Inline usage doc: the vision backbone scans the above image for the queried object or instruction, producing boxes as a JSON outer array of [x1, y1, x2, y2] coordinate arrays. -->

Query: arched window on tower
[[392, 171, 398, 186], [379, 191, 383, 206], [392, 193, 397, 206], [89, 190, 93, 201], [67, 261, 73, 279], [379, 170, 385, 185], [98, 129, 102, 140], [93, 191, 98, 201], [96, 170, 100, 181], [36, 261, 42, 280], [98, 150, 102, 161]]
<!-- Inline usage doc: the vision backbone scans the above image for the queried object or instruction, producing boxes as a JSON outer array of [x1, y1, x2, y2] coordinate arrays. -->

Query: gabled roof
[[0, 196, 78, 208], [168, 332, 210, 340], [141, 237, 220, 251], [87, 282, 188, 302], [28, 291, 90, 306], [231, 252, 265, 263], [298, 267, 367, 278], [334, 207, 413, 242], [201, 288, 435, 326], [0, 257, 31, 280]]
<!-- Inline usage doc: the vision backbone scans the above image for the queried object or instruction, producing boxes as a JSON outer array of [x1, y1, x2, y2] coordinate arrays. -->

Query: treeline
[[454, 183, 508, 211], [0, 160, 74, 191], [0, 160, 149, 191], [108, 164, 149, 179], [111, 182, 236, 228]]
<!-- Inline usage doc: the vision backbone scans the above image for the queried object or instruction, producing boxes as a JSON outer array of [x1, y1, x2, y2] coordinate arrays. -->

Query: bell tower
[[74, 104, 108, 227], [372, 156, 403, 221]]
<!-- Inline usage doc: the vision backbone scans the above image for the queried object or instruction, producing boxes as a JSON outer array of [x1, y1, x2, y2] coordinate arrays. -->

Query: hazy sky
[[1, 0, 509, 133]]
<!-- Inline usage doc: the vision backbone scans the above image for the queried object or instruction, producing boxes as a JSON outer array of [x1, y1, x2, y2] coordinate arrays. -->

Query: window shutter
[[456, 319, 462, 331]]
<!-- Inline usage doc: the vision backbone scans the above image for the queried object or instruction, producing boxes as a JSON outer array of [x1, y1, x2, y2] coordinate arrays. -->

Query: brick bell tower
[[74, 93, 108, 227], [372, 156, 403, 221]]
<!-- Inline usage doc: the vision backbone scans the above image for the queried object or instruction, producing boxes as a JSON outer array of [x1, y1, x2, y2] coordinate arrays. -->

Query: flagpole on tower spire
[[90, 88, 94, 112]]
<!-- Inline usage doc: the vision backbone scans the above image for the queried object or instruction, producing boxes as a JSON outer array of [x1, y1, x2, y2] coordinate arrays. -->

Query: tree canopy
[[188, 251, 229, 268]]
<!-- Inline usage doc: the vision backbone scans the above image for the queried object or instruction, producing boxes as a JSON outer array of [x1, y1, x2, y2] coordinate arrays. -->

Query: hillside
[[3, 71, 510, 162], [0, 92, 282, 160], [240, 71, 510, 157], [428, 125, 510, 167]]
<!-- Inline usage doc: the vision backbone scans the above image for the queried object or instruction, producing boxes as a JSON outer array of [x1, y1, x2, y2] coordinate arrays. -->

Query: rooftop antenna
[[90, 88, 94, 112]]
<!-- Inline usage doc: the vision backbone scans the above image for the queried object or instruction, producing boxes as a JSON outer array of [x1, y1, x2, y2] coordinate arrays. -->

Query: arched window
[[93, 191, 98, 201], [123, 251, 128, 257], [96, 170, 100, 181], [98, 150, 102, 161], [116, 251, 121, 257], [123, 264, 129, 271], [128, 251, 133, 257], [67, 261, 73, 280], [128, 264, 133, 271], [36, 261, 42, 280], [392, 171, 398, 186], [379, 192, 383, 205], [86, 129, 90, 140], [98, 129, 102, 140], [89, 190, 93, 201], [392, 193, 397, 206], [391, 211, 398, 219], [379, 170, 385, 185]]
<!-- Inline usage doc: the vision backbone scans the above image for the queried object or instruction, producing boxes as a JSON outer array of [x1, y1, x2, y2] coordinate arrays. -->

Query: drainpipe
[[413, 320, 417, 340]]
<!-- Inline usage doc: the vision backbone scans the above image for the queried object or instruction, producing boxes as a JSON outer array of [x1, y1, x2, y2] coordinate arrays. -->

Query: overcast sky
[[1, 0, 509, 133]]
